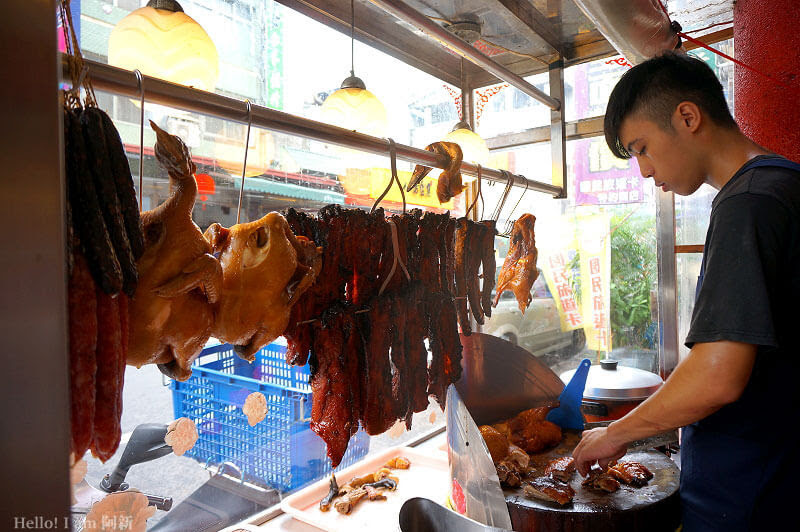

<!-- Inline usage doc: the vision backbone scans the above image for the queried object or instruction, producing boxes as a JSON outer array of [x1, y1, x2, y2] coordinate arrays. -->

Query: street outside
[[76, 338, 655, 530]]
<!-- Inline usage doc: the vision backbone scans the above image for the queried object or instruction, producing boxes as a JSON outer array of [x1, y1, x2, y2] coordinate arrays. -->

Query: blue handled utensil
[[546, 358, 591, 430]]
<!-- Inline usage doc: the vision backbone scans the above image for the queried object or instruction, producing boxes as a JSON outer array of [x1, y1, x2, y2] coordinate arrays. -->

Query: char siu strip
[[453, 218, 471, 335], [405, 283, 430, 422], [358, 296, 396, 435], [479, 220, 497, 318], [310, 307, 360, 467], [465, 221, 485, 324]]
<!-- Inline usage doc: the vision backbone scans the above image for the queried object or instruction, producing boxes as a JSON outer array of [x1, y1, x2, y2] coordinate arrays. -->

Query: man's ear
[[673, 101, 702, 133]]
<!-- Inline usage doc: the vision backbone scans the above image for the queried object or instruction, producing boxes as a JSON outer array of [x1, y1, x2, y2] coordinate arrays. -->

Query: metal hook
[[371, 138, 405, 214], [134, 69, 145, 211], [236, 99, 253, 225], [466, 164, 483, 219], [491, 170, 515, 222], [501, 176, 530, 236]]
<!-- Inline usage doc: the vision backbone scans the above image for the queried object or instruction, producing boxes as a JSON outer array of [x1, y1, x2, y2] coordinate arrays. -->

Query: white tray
[[280, 446, 449, 532]]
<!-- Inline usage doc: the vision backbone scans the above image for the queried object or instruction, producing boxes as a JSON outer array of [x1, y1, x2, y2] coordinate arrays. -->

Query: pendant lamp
[[320, 0, 387, 137], [108, 0, 219, 92], [443, 120, 490, 166]]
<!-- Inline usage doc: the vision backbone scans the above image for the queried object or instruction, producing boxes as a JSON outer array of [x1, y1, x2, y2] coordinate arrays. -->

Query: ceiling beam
[[494, 0, 563, 56], [273, 0, 463, 86]]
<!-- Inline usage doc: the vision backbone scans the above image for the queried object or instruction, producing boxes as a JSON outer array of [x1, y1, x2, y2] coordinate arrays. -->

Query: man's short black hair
[[604, 51, 737, 159]]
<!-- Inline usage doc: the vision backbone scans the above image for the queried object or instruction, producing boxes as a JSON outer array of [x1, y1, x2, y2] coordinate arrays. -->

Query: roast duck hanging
[[205, 213, 321, 361], [127, 121, 222, 381]]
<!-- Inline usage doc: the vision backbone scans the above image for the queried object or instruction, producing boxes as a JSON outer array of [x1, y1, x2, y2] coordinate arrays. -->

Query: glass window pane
[[474, 72, 550, 138], [564, 56, 629, 122], [482, 137, 659, 379]]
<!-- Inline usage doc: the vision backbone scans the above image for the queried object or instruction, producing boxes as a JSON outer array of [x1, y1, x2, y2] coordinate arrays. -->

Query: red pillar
[[734, 0, 800, 161]]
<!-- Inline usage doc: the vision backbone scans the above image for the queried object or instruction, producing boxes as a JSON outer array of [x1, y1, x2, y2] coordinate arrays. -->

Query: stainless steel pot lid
[[559, 359, 663, 400]]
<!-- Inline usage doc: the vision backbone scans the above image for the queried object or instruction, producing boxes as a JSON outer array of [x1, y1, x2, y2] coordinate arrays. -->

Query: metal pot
[[559, 359, 664, 422]]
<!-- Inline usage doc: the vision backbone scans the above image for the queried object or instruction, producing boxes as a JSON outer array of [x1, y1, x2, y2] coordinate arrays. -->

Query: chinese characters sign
[[541, 250, 583, 332], [574, 138, 644, 206], [578, 212, 612, 352]]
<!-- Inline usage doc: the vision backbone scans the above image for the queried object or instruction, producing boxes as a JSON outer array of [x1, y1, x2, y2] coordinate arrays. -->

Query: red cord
[[655, 0, 793, 91]]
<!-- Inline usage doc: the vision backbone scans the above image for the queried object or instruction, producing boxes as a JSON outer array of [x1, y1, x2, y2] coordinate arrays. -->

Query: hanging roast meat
[[206, 212, 321, 361], [126, 122, 222, 381], [494, 213, 539, 313], [407, 142, 466, 204]]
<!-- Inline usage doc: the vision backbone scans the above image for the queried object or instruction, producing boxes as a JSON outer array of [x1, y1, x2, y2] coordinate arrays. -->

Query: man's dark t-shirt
[[681, 155, 800, 531]]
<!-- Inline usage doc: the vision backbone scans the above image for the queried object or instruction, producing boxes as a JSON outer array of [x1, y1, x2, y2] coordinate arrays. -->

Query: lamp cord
[[350, 0, 355, 77]]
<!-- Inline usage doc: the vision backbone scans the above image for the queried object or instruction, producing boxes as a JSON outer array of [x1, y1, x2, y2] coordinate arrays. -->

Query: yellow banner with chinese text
[[339, 167, 455, 210], [577, 211, 612, 353], [539, 219, 582, 332]]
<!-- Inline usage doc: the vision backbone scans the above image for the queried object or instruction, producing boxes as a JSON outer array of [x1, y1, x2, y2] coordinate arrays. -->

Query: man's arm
[[572, 340, 756, 475]]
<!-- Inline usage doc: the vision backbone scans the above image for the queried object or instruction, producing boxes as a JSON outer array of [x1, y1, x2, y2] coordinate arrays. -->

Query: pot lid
[[559, 359, 663, 400]]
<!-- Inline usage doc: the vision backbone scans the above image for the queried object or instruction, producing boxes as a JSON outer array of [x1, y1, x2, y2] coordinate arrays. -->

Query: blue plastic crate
[[169, 342, 370, 492]]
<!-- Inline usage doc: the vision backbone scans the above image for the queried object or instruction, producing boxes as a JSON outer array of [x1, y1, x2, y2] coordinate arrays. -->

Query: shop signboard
[[574, 138, 644, 206]]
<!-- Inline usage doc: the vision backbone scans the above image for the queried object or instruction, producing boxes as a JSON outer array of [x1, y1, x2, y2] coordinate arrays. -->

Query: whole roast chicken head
[[206, 212, 321, 361], [127, 121, 222, 381]]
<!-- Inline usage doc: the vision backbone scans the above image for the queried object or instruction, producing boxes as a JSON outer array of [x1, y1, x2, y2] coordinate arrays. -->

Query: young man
[[571, 51, 800, 530]]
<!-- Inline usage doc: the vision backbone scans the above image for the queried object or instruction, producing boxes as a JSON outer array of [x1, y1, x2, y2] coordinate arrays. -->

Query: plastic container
[[170, 342, 370, 492]]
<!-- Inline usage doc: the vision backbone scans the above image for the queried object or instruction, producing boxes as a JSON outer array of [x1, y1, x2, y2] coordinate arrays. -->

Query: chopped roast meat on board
[[127, 122, 221, 381], [523, 476, 575, 506], [608, 461, 654, 487], [497, 463, 523, 487], [506, 444, 530, 470], [479, 220, 497, 318], [508, 407, 563, 454], [582, 468, 621, 493], [544, 457, 576, 482], [480, 425, 510, 464], [494, 213, 539, 313]]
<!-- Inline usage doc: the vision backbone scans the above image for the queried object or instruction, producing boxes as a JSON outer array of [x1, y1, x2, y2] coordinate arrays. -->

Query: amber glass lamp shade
[[443, 122, 490, 166], [108, 2, 219, 92], [320, 80, 388, 139]]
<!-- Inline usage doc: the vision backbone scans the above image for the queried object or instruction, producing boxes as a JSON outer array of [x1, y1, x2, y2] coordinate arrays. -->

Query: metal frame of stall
[[0, 0, 732, 526]]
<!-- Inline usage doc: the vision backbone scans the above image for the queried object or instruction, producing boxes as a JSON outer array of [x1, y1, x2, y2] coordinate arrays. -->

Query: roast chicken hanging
[[205, 212, 321, 361], [126, 121, 222, 381]]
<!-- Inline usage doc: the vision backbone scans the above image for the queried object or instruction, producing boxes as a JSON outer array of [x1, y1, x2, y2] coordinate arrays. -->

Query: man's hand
[[572, 426, 628, 476]]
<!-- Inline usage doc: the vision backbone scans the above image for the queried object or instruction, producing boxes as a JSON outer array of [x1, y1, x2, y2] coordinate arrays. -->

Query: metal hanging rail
[[64, 56, 563, 197], [367, 0, 561, 111]]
